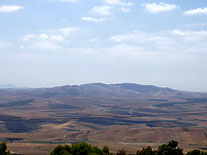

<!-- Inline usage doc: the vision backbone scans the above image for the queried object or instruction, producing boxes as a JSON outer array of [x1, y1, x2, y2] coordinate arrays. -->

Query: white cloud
[[23, 33, 63, 42], [171, 29, 185, 36], [110, 31, 169, 43], [104, 0, 133, 7], [172, 29, 207, 36], [142, 2, 177, 13], [31, 33, 64, 42], [34, 41, 63, 50], [0, 41, 10, 48], [39, 34, 49, 40], [50, 35, 64, 41], [0, 5, 23, 13], [22, 27, 78, 50], [23, 34, 37, 41], [183, 23, 207, 27], [91, 1, 133, 16], [184, 8, 207, 15], [22, 38, 63, 50], [23, 27, 78, 42], [171, 29, 207, 42], [89, 38, 99, 42], [92, 6, 111, 15], [81, 17, 107, 22], [109, 29, 207, 54], [103, 0, 133, 14], [120, 7, 131, 12], [59, 27, 79, 35]]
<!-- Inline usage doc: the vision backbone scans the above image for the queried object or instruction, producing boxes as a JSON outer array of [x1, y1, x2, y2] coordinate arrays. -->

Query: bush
[[103, 146, 110, 155], [117, 149, 126, 155], [186, 150, 207, 155], [157, 140, 183, 155], [0, 142, 10, 155], [136, 140, 184, 155], [50, 142, 104, 155], [136, 146, 155, 155]]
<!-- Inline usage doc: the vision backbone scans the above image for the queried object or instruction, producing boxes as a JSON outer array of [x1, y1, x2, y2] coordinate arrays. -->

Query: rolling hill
[[0, 83, 206, 155]]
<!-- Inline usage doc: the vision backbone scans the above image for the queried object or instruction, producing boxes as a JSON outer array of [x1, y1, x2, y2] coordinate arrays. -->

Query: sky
[[0, 0, 207, 91]]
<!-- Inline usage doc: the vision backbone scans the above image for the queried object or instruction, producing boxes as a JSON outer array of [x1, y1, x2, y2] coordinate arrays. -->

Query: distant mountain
[[19, 83, 174, 98], [112, 83, 175, 93], [1, 83, 203, 100], [0, 83, 206, 102]]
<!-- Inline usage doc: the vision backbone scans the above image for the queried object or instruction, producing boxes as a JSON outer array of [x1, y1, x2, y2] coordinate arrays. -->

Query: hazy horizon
[[1, 0, 207, 92]]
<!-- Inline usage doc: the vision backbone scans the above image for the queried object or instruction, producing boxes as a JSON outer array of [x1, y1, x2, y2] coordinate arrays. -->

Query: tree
[[92, 146, 105, 155], [136, 146, 155, 155], [0, 142, 10, 155], [157, 140, 183, 155], [50, 142, 104, 155], [50, 145, 72, 155], [187, 150, 207, 155], [103, 146, 110, 155], [117, 149, 126, 155]]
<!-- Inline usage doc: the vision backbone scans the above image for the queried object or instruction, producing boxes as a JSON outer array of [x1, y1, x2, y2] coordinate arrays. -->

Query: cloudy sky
[[0, 0, 207, 91]]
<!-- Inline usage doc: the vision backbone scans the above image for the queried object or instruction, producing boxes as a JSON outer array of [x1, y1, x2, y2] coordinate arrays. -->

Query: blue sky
[[0, 0, 207, 91]]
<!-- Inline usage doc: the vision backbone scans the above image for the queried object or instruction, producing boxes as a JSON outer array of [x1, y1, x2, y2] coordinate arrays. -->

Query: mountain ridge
[[1, 83, 205, 100]]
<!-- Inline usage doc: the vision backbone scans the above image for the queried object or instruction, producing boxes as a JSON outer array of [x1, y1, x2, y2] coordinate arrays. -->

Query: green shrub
[[186, 149, 207, 155], [136, 146, 156, 155], [103, 146, 110, 155], [116, 149, 126, 155], [0, 142, 10, 155], [157, 140, 183, 155], [50, 142, 104, 155]]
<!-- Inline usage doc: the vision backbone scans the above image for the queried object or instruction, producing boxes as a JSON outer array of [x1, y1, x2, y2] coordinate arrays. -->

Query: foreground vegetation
[[1, 140, 207, 155], [50, 140, 207, 155], [0, 142, 10, 155]]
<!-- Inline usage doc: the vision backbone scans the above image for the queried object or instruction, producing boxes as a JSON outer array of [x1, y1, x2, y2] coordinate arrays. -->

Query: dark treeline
[[0, 140, 207, 155]]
